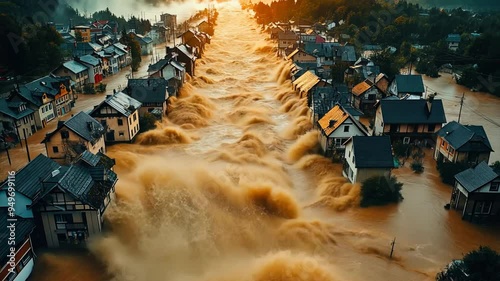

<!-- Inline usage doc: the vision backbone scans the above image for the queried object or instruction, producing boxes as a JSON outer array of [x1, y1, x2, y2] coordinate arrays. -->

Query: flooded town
[[0, 0, 499, 281]]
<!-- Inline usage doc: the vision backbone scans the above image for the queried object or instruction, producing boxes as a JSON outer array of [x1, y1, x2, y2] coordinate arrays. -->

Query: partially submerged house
[[317, 104, 368, 156], [351, 79, 384, 114], [90, 91, 142, 143], [343, 136, 394, 183], [126, 78, 169, 119], [388, 75, 425, 99], [451, 161, 500, 222], [435, 121, 493, 165], [373, 96, 446, 144], [42, 111, 105, 164]]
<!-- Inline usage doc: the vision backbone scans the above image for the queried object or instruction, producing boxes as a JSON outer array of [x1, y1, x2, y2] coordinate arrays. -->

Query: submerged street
[[16, 2, 500, 281]]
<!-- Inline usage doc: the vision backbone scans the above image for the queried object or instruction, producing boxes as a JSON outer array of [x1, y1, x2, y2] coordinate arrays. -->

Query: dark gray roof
[[0, 98, 34, 120], [148, 58, 169, 73], [394, 75, 425, 94], [62, 60, 88, 74], [0, 209, 34, 262], [63, 111, 104, 142], [437, 121, 493, 152], [312, 86, 351, 120], [175, 45, 196, 61], [24, 75, 71, 99], [351, 136, 394, 168], [455, 161, 499, 193], [127, 78, 168, 104], [380, 99, 446, 124], [0, 154, 60, 199], [91, 91, 141, 117], [78, 150, 101, 166]]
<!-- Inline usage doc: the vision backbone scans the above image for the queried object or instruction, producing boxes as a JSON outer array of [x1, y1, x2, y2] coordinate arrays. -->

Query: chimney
[[426, 92, 436, 113]]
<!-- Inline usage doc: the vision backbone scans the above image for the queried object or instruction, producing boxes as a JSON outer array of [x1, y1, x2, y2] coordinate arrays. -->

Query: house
[[95, 49, 119, 76], [73, 25, 91, 42], [52, 60, 89, 91], [292, 71, 320, 99], [77, 55, 103, 85], [361, 44, 382, 59], [71, 42, 103, 57], [434, 121, 493, 165], [268, 23, 284, 40], [374, 73, 390, 95], [147, 54, 186, 96], [388, 75, 425, 99], [286, 49, 317, 64], [131, 33, 153, 56], [126, 78, 169, 119], [102, 43, 131, 70], [166, 45, 196, 77], [149, 23, 168, 43], [351, 79, 384, 114], [344, 58, 380, 84], [317, 104, 368, 156], [42, 111, 105, 164], [298, 29, 317, 44], [0, 98, 37, 140], [90, 92, 142, 143], [277, 31, 298, 57], [0, 152, 117, 247], [0, 209, 36, 281], [446, 34, 461, 52], [343, 136, 394, 183], [197, 20, 213, 36], [451, 161, 500, 222], [373, 96, 447, 144]]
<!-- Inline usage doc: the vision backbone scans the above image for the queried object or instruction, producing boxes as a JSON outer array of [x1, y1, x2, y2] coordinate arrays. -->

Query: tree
[[371, 49, 404, 79], [436, 161, 469, 185], [120, 30, 142, 72], [436, 246, 500, 281], [360, 176, 404, 207], [139, 112, 157, 133]]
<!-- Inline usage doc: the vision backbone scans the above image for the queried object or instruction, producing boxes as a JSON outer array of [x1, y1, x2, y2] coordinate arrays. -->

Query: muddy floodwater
[[30, 2, 500, 281]]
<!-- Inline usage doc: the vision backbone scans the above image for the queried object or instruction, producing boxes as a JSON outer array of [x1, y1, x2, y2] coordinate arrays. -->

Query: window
[[117, 119, 123, 126], [441, 140, 446, 147], [403, 137, 410, 144], [54, 214, 73, 229], [490, 182, 499, 192], [119, 131, 124, 136], [427, 124, 436, 132], [52, 146, 59, 153], [133, 113, 137, 121], [344, 125, 350, 132], [475, 201, 492, 214], [334, 138, 342, 147]]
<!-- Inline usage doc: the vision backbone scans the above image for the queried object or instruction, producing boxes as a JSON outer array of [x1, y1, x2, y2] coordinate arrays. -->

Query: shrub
[[393, 141, 410, 158], [411, 161, 424, 173], [360, 176, 404, 207], [436, 246, 500, 281], [139, 112, 157, 133], [83, 84, 96, 94], [436, 161, 469, 185], [96, 83, 107, 93]]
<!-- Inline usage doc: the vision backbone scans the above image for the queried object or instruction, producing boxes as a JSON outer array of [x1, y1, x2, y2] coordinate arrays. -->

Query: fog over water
[[31, 1, 500, 280]]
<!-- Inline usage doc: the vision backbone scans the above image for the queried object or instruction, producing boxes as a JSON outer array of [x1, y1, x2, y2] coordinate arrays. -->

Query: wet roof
[[63, 60, 88, 74], [379, 99, 446, 124], [293, 71, 320, 94], [455, 161, 499, 193], [437, 121, 492, 152], [351, 136, 394, 168], [393, 75, 425, 94], [79, 54, 101, 66], [92, 91, 141, 117]]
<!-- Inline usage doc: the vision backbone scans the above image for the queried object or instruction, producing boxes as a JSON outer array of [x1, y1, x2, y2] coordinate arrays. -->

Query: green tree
[[120, 30, 142, 72], [139, 112, 157, 133], [371, 49, 404, 79], [360, 176, 404, 207], [436, 246, 500, 281]]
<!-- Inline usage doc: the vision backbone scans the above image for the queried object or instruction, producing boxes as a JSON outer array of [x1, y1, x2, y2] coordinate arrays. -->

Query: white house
[[451, 161, 500, 223], [343, 136, 394, 183], [317, 104, 368, 156]]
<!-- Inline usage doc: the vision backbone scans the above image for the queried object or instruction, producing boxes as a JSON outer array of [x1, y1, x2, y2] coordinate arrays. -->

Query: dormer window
[[19, 104, 26, 112]]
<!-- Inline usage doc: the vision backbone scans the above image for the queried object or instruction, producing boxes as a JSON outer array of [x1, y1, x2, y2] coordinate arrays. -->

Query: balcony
[[66, 223, 88, 230]]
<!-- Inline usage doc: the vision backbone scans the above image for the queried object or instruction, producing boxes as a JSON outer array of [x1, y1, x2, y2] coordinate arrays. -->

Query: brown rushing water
[[30, 2, 500, 281]]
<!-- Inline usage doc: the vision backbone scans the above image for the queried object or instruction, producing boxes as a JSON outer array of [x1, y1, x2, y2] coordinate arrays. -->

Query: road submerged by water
[[29, 2, 500, 281]]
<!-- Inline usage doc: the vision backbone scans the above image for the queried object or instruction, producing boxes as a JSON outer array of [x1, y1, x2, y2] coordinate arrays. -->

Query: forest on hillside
[[406, 0, 500, 10]]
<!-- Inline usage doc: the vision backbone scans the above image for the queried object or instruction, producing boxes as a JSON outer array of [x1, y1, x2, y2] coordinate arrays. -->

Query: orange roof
[[318, 105, 349, 136], [352, 80, 373, 96], [293, 71, 320, 94], [375, 73, 390, 93]]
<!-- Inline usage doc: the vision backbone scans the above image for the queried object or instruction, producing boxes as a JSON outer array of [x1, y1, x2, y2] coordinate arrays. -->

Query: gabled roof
[[43, 111, 104, 144], [0, 98, 35, 120], [437, 121, 493, 152], [24, 75, 71, 98], [350, 136, 394, 168], [61, 60, 88, 74], [293, 71, 320, 94], [379, 99, 446, 124], [455, 161, 499, 193], [318, 104, 368, 137], [0, 154, 60, 199], [148, 58, 169, 73], [127, 78, 168, 104], [352, 80, 374, 96], [91, 91, 141, 117], [170, 60, 185, 71], [393, 75, 425, 94], [375, 73, 390, 93], [278, 31, 297, 40], [175, 44, 196, 61], [78, 150, 100, 166], [79, 54, 101, 66]]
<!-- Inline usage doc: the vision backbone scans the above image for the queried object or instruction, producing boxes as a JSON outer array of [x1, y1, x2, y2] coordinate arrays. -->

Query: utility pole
[[23, 131, 31, 162], [458, 92, 465, 123], [389, 237, 396, 259]]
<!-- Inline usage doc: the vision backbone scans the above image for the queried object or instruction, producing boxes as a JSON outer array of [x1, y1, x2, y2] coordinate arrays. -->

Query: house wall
[[6, 113, 38, 140], [462, 193, 500, 221], [45, 127, 105, 163], [292, 52, 316, 63], [38, 100, 55, 127], [373, 106, 384, 136], [0, 237, 34, 281], [344, 141, 356, 182], [92, 105, 140, 142], [356, 168, 391, 184], [40, 209, 101, 248], [0, 191, 33, 218], [161, 65, 176, 80]]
